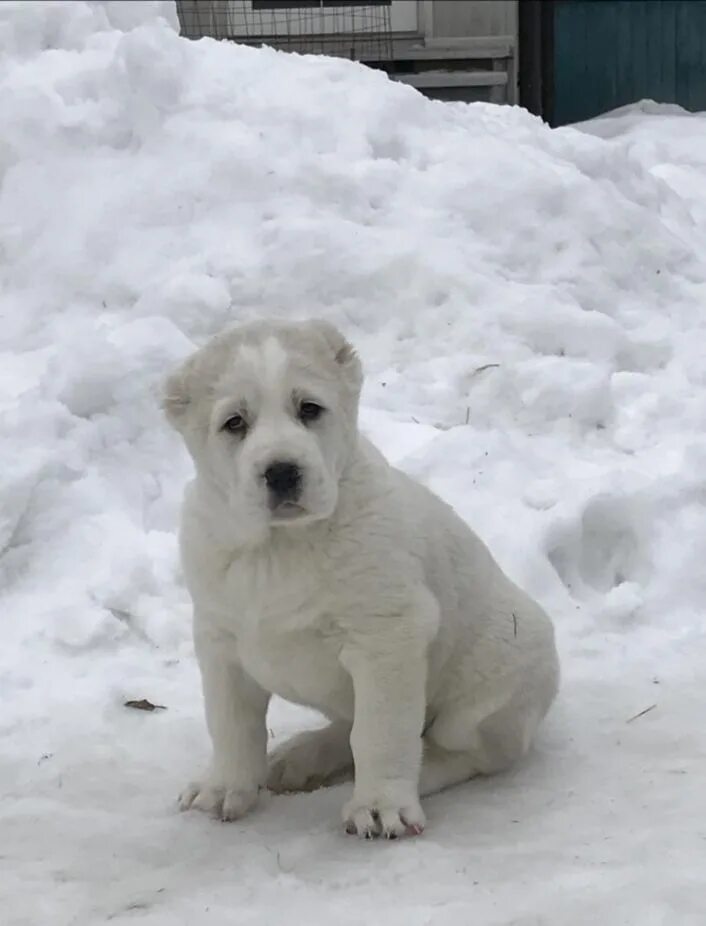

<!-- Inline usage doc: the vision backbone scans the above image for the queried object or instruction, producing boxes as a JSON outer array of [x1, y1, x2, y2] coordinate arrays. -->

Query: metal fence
[[177, 1, 394, 61]]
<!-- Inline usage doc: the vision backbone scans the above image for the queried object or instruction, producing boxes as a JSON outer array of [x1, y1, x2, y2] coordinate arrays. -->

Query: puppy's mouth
[[270, 500, 308, 522]]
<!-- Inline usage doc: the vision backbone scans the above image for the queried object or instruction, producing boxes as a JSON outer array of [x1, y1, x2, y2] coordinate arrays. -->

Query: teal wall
[[552, 0, 706, 125]]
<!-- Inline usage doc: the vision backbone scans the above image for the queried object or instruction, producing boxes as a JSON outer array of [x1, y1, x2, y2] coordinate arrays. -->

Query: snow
[[1, 2, 705, 923]]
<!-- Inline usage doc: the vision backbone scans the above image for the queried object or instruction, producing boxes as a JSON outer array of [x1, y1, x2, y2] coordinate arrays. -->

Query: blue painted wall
[[552, 0, 706, 124]]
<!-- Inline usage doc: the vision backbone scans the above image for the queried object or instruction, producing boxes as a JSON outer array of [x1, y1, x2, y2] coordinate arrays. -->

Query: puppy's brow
[[238, 338, 288, 389]]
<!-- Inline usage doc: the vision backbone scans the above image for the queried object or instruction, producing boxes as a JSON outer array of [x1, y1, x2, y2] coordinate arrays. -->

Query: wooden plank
[[395, 43, 513, 61], [421, 35, 515, 55], [390, 70, 508, 89], [675, 0, 706, 110], [360, 35, 515, 64], [656, 0, 677, 101]]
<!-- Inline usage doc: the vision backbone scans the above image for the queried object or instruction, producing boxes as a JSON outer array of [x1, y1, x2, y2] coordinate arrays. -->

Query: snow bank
[[2, 4, 705, 924]]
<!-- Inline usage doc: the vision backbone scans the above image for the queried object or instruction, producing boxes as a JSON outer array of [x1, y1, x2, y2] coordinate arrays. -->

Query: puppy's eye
[[222, 414, 247, 435], [299, 401, 324, 424]]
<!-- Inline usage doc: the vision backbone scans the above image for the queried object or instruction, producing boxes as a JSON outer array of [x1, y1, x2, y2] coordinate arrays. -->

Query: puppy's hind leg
[[418, 740, 484, 797], [419, 694, 543, 797], [267, 721, 353, 794]]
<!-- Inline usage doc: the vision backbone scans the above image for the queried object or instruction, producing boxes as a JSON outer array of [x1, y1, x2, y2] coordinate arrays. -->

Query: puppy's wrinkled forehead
[[237, 336, 289, 391], [214, 332, 337, 404]]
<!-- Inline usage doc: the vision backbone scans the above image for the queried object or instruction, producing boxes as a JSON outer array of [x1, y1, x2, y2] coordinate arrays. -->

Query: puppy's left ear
[[311, 320, 363, 392]]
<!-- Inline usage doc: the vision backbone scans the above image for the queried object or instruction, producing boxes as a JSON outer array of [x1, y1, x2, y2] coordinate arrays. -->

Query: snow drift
[[1, 3, 705, 924]]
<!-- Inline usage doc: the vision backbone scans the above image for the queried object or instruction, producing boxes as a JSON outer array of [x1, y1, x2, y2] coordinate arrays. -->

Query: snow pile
[[1, 3, 705, 924]]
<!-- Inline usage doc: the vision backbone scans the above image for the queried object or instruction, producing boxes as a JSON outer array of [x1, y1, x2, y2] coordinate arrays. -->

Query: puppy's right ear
[[161, 356, 196, 430]]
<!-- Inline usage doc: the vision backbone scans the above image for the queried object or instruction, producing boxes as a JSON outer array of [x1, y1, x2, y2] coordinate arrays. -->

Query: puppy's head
[[163, 319, 362, 540]]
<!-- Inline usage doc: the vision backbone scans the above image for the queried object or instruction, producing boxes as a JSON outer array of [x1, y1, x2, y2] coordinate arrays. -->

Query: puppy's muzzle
[[264, 461, 302, 504]]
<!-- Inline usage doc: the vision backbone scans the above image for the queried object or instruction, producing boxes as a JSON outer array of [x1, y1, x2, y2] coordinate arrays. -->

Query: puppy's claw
[[343, 794, 425, 840], [178, 780, 259, 822]]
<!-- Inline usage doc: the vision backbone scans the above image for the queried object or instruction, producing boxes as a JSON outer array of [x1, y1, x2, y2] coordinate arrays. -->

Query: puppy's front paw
[[179, 779, 259, 822], [342, 784, 425, 839]]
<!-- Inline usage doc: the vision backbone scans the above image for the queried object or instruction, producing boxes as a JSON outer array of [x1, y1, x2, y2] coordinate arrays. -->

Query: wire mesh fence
[[177, 1, 394, 61]]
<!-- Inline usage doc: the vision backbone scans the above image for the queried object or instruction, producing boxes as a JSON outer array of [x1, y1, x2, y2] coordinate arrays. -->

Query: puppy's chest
[[219, 551, 348, 708]]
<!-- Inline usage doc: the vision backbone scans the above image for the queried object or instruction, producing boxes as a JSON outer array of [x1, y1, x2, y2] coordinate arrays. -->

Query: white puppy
[[164, 319, 559, 838]]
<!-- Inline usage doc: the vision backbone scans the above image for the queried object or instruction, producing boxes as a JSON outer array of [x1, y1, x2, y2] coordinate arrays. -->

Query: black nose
[[263, 461, 302, 500]]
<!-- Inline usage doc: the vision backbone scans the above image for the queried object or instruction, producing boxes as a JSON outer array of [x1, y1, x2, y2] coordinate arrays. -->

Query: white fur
[[164, 319, 560, 839]]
